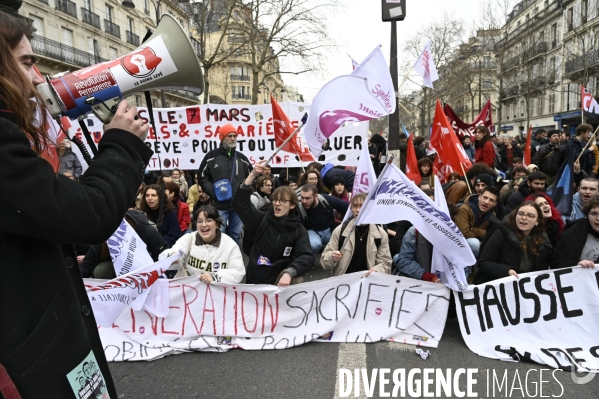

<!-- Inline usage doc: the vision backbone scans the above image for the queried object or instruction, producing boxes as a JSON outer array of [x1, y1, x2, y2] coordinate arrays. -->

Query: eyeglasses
[[588, 212, 599, 218], [196, 218, 215, 225], [273, 198, 290, 204], [516, 211, 537, 220]]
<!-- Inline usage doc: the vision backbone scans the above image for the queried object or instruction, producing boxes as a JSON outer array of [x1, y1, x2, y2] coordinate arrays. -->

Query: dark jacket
[[146, 208, 183, 247], [566, 137, 595, 176], [533, 143, 565, 177], [498, 145, 523, 171], [505, 180, 534, 214], [0, 109, 152, 399], [475, 223, 551, 284], [398, 140, 408, 172], [232, 184, 314, 284], [550, 218, 591, 269], [58, 146, 83, 179], [79, 210, 168, 278], [198, 146, 252, 210], [321, 164, 355, 192], [453, 195, 498, 240]]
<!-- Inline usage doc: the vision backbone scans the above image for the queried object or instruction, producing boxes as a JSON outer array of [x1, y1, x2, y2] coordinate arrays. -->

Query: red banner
[[405, 135, 421, 185], [271, 94, 314, 162], [443, 99, 494, 139]]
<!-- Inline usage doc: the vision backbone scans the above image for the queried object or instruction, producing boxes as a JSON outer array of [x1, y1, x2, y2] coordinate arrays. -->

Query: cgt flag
[[550, 151, 575, 217], [342, 136, 378, 222], [355, 162, 475, 268], [271, 94, 314, 162], [431, 175, 470, 291], [304, 46, 394, 156], [429, 99, 472, 182], [582, 84, 599, 119], [405, 135, 421, 185]]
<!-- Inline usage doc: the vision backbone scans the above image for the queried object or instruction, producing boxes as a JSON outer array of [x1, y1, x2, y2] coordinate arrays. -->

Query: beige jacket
[[321, 219, 392, 276]]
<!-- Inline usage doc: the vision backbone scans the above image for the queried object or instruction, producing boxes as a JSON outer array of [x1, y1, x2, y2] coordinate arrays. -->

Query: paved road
[[108, 260, 599, 398]]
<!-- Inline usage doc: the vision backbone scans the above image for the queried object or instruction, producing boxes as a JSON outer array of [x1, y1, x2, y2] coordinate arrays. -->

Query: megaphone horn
[[37, 14, 204, 123]]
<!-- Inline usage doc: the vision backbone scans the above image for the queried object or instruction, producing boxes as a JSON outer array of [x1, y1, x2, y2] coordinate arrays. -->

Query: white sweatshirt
[[159, 232, 245, 283]]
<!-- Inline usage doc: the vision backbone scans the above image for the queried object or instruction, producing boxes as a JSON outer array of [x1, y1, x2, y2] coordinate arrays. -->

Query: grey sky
[[284, 0, 490, 102]]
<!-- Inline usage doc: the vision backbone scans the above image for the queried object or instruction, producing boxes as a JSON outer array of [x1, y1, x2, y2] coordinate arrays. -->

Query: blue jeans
[[307, 228, 332, 254], [466, 238, 480, 258], [218, 210, 243, 245]]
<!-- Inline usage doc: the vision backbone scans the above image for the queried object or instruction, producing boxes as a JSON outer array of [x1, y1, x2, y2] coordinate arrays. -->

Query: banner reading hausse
[[456, 267, 599, 372], [91, 272, 450, 362], [68, 102, 366, 171]]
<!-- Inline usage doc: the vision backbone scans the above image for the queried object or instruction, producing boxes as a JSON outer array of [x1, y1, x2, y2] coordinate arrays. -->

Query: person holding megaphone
[[0, 4, 152, 398]]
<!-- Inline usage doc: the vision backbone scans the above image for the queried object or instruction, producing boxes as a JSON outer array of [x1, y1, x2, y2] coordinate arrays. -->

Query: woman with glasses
[[159, 205, 245, 283], [551, 197, 599, 270], [251, 175, 273, 210], [475, 201, 550, 284], [233, 161, 314, 286], [299, 170, 328, 194], [321, 193, 391, 276]]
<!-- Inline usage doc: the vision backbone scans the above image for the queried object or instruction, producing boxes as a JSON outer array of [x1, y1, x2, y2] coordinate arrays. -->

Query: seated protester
[[308, 161, 355, 193], [475, 202, 550, 284], [298, 184, 350, 254], [165, 181, 191, 233], [567, 177, 599, 222], [288, 177, 298, 190], [500, 166, 528, 198], [387, 220, 413, 258], [191, 186, 212, 230], [80, 209, 168, 278], [171, 168, 189, 200], [321, 193, 391, 275], [445, 163, 494, 206], [187, 172, 201, 214], [505, 171, 547, 214], [551, 197, 599, 270], [159, 205, 245, 283], [392, 189, 442, 283], [526, 193, 564, 248], [454, 186, 500, 258], [418, 157, 433, 180], [232, 161, 313, 285], [251, 175, 273, 210], [330, 175, 351, 202], [140, 184, 183, 247], [447, 172, 461, 183], [299, 169, 328, 194]]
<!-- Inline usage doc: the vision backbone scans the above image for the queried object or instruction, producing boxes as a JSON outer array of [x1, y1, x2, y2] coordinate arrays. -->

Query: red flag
[[430, 99, 472, 183], [271, 94, 314, 162], [405, 135, 422, 185], [523, 125, 533, 166]]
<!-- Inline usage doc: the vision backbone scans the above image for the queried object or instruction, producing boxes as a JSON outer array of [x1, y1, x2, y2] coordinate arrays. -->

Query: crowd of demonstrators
[[454, 187, 500, 257], [164, 181, 191, 233], [139, 184, 183, 247], [307, 161, 355, 193]]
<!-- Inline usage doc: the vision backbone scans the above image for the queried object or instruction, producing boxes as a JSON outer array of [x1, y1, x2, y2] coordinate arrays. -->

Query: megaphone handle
[[70, 132, 94, 166], [77, 119, 99, 157]]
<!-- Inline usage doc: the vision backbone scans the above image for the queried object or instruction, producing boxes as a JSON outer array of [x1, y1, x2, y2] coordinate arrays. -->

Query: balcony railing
[[126, 31, 140, 46], [37, 0, 48, 4], [104, 19, 120, 38], [81, 8, 100, 29], [165, 90, 199, 101], [231, 74, 250, 81], [189, 36, 202, 58], [565, 49, 599, 75], [232, 93, 251, 100], [56, 0, 77, 18], [30, 35, 107, 68]]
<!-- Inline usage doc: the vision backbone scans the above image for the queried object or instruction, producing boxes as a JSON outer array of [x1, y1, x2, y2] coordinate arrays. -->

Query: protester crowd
[[72, 122, 599, 288]]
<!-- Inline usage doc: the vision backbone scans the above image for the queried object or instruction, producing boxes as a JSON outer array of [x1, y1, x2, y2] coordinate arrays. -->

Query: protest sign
[[93, 272, 450, 362], [456, 267, 599, 372], [106, 218, 154, 276], [68, 103, 365, 172]]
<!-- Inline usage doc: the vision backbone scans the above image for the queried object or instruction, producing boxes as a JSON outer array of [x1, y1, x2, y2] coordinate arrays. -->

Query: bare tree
[[230, 0, 335, 104]]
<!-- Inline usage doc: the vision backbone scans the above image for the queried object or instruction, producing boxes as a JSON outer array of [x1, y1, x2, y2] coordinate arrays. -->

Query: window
[[83, 0, 92, 10], [128, 17, 134, 34], [570, 83, 580, 110], [549, 93, 555, 113], [106, 4, 114, 22], [144, 0, 150, 15], [567, 8, 573, 31], [135, 95, 142, 106], [582, 0, 588, 23], [109, 46, 118, 59], [30, 15, 44, 37], [152, 99, 158, 108], [551, 24, 557, 48], [520, 100, 525, 116], [483, 80, 491, 89], [537, 96, 544, 116], [231, 85, 236, 99], [529, 99, 535, 117]]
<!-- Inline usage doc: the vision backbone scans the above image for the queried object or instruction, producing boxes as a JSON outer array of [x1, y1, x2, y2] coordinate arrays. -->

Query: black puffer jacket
[[504, 180, 533, 214], [533, 143, 565, 177], [475, 223, 551, 284], [198, 146, 252, 210], [233, 184, 314, 284], [550, 218, 592, 269]]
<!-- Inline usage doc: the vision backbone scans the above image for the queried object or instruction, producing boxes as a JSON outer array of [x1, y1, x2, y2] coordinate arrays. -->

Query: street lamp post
[[121, 0, 167, 107]]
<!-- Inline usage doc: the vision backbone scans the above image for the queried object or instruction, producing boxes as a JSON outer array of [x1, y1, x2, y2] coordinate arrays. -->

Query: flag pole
[[266, 113, 308, 166], [575, 125, 599, 164], [460, 163, 472, 194]]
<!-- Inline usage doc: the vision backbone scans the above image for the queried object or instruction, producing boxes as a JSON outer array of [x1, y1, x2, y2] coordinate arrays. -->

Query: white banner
[[413, 40, 439, 89], [106, 218, 154, 276], [355, 163, 476, 268], [94, 272, 450, 362], [456, 267, 599, 372], [68, 103, 365, 172], [343, 136, 378, 222]]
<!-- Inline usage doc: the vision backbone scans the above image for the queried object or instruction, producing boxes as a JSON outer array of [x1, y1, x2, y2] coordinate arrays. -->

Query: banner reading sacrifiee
[[68, 103, 366, 172]]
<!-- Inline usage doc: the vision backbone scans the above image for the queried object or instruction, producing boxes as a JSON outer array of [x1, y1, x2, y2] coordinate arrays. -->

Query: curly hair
[[300, 170, 328, 194], [139, 184, 175, 213], [525, 192, 564, 234], [504, 201, 546, 255]]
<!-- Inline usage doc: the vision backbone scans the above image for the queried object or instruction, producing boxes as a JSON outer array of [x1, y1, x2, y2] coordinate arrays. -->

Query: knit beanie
[[219, 124, 237, 141], [475, 174, 493, 188]]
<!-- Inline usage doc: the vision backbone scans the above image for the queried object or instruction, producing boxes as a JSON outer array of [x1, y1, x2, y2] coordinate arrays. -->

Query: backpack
[[296, 193, 333, 220], [337, 219, 382, 251]]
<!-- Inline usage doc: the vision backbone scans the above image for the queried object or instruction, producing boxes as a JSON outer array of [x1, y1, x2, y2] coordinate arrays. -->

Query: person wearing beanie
[[473, 173, 493, 195], [533, 129, 565, 183], [197, 123, 252, 244], [330, 174, 351, 202]]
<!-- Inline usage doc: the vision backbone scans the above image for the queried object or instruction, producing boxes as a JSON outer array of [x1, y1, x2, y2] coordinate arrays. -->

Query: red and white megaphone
[[36, 14, 203, 123]]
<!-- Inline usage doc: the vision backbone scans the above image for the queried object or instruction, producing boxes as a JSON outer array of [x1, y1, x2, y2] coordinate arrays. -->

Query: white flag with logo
[[106, 218, 154, 276], [343, 137, 378, 222], [86, 253, 180, 327], [304, 46, 394, 157], [355, 163, 475, 268], [431, 175, 471, 291], [413, 40, 439, 89]]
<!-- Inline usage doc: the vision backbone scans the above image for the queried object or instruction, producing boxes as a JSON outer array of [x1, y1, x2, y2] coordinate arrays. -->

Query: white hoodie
[[159, 231, 245, 283]]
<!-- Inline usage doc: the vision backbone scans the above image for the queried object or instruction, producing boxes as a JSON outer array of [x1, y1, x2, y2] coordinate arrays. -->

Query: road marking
[[333, 343, 367, 399], [384, 341, 417, 351]]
